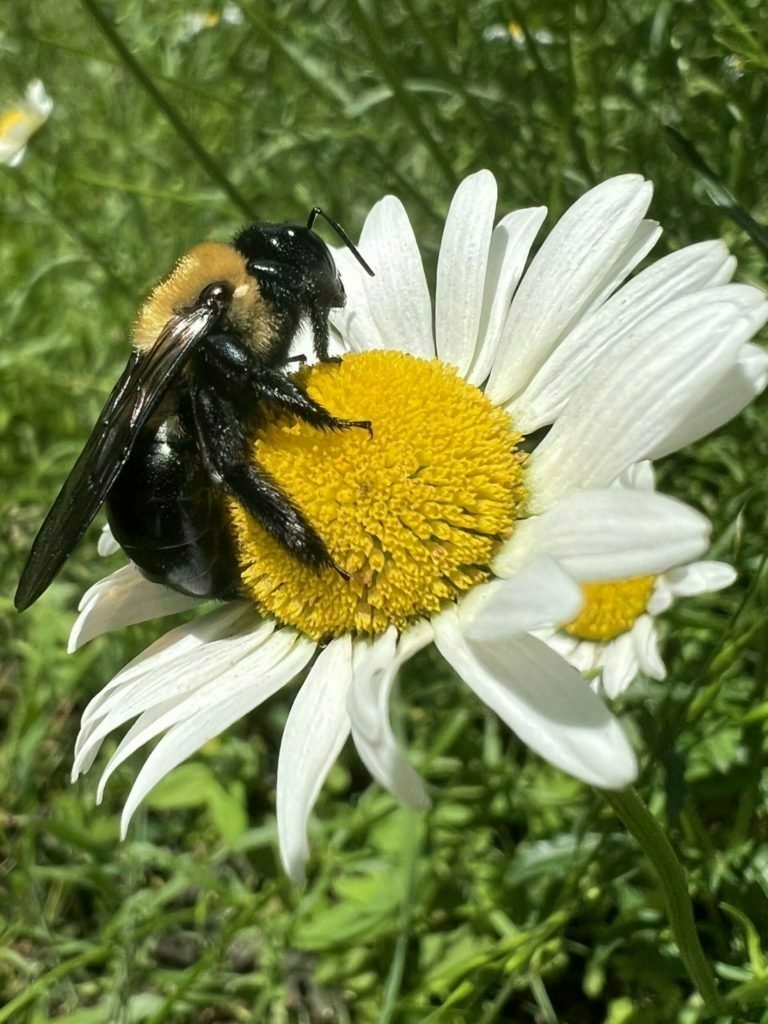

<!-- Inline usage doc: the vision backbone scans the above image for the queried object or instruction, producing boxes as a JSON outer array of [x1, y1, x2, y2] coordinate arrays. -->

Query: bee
[[14, 208, 374, 611]]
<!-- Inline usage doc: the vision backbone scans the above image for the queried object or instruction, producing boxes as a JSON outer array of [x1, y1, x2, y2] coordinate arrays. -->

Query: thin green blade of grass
[[664, 125, 768, 258]]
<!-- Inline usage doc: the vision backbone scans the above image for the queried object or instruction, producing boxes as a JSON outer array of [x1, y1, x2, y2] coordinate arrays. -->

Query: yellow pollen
[[227, 350, 526, 640], [564, 576, 657, 642]]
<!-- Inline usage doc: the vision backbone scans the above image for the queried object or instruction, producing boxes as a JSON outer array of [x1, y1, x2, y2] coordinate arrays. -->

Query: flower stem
[[603, 787, 723, 1013]]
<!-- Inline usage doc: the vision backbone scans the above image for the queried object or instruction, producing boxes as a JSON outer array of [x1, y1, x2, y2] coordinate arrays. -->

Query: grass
[[2, 1, 768, 1021]]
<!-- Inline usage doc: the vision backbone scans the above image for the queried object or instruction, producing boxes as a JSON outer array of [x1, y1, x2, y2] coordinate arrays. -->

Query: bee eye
[[198, 281, 232, 306]]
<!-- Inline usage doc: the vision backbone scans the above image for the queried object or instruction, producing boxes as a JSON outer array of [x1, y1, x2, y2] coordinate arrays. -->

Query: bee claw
[[331, 559, 350, 581]]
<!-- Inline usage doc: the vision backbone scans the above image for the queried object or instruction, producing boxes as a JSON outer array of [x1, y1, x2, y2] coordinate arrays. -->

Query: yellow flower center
[[0, 108, 30, 139], [227, 350, 526, 640], [564, 576, 656, 642]]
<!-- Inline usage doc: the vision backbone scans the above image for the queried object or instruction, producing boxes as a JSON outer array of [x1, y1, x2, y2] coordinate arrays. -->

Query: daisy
[[534, 461, 739, 699], [0, 80, 52, 167], [68, 171, 768, 881], [179, 3, 244, 40]]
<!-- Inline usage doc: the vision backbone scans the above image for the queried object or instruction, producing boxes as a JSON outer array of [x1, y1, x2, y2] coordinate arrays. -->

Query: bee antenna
[[307, 207, 375, 277]]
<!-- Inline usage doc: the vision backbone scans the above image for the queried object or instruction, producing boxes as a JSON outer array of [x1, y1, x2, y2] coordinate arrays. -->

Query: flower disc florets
[[227, 350, 526, 639], [564, 576, 656, 642]]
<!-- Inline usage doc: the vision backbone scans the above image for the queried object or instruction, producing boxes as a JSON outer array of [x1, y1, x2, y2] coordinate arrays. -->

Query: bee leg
[[308, 303, 333, 362], [191, 382, 342, 574], [254, 369, 373, 438], [223, 463, 337, 570]]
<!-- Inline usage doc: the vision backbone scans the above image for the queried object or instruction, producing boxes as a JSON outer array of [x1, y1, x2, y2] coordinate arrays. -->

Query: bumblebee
[[15, 209, 373, 611]]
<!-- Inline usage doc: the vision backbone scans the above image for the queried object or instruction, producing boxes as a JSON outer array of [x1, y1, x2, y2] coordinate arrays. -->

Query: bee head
[[234, 222, 346, 313], [234, 211, 373, 361]]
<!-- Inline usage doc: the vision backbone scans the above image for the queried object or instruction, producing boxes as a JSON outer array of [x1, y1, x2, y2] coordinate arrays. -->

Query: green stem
[[603, 787, 723, 1013], [79, 0, 256, 221]]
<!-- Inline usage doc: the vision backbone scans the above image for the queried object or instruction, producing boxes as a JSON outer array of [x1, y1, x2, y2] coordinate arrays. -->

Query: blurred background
[[1, 2, 767, 1021]]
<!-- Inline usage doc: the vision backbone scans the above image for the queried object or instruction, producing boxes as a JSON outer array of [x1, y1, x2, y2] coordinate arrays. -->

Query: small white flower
[[482, 21, 553, 45], [0, 79, 53, 167], [68, 171, 767, 882], [180, 4, 243, 40], [534, 462, 739, 699]]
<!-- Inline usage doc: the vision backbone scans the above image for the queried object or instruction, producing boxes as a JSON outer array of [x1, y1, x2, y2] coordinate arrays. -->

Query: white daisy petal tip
[[66, 565, 201, 652], [435, 613, 639, 790], [97, 524, 121, 557], [282, 847, 309, 886], [354, 194, 434, 359], [595, 734, 638, 789], [435, 168, 499, 376], [666, 560, 737, 596], [26, 79, 53, 116]]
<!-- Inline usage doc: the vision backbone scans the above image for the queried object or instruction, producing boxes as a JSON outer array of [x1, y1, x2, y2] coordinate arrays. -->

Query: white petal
[[619, 460, 655, 491], [533, 626, 579, 659], [97, 524, 120, 557], [276, 637, 354, 883], [511, 240, 738, 432], [570, 638, 604, 675], [486, 175, 654, 405], [349, 623, 432, 810], [120, 631, 316, 838], [461, 556, 583, 639], [582, 219, 662, 314], [332, 248, 389, 353], [467, 207, 547, 386], [599, 633, 641, 698], [527, 285, 768, 511], [0, 140, 22, 164], [68, 565, 202, 652], [495, 489, 710, 581], [664, 560, 737, 596], [538, 630, 602, 676], [76, 603, 251, 737], [26, 79, 53, 117], [648, 343, 768, 459], [7, 145, 27, 167], [433, 608, 637, 787], [435, 170, 498, 377], [647, 579, 674, 615], [75, 610, 280, 778], [632, 615, 666, 681], [351, 196, 434, 358], [95, 622, 293, 801]]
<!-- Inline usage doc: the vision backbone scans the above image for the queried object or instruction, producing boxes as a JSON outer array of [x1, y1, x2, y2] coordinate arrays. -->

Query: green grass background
[[2, 1, 768, 1021]]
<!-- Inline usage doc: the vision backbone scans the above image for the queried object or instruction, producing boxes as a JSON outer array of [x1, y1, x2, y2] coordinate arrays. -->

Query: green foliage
[[2, 0, 768, 1020]]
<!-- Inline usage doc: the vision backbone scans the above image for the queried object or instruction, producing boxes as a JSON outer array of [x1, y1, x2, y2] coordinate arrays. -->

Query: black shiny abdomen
[[106, 406, 240, 600]]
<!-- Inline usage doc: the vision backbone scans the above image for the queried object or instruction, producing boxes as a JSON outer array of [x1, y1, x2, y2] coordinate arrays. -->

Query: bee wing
[[15, 306, 218, 611]]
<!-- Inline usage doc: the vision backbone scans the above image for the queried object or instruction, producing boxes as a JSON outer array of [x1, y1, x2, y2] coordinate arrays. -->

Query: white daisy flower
[[0, 80, 53, 167], [180, 3, 244, 40], [69, 171, 768, 882], [533, 461, 739, 699]]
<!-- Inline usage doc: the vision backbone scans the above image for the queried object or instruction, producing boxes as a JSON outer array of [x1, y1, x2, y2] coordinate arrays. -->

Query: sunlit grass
[[2, 1, 768, 1021]]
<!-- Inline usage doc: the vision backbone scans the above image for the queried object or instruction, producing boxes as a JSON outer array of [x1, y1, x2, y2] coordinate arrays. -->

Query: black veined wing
[[15, 305, 219, 611]]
